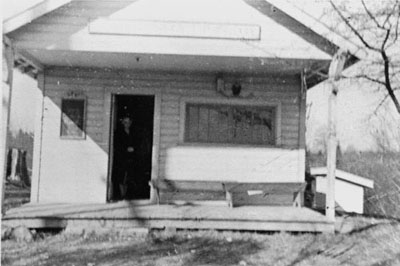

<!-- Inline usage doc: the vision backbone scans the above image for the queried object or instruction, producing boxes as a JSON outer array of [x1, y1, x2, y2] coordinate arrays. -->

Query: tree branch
[[361, 0, 384, 29], [382, 1, 399, 28], [381, 28, 392, 51], [330, 0, 381, 52], [345, 74, 386, 85], [372, 94, 390, 116], [381, 49, 400, 114], [393, 6, 400, 43]]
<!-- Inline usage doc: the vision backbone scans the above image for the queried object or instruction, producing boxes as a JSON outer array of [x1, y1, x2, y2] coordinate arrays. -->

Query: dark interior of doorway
[[111, 95, 154, 201]]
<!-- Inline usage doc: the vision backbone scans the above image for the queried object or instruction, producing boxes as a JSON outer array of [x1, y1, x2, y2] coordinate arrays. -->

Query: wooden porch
[[2, 202, 334, 233]]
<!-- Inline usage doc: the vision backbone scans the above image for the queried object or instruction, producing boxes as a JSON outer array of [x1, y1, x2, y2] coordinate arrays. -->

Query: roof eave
[[3, 0, 71, 34]]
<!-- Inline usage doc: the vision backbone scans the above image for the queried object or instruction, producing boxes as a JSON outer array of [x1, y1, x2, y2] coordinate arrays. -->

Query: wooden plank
[[44, 67, 297, 85], [33, 15, 89, 26], [5, 203, 330, 222], [3, 204, 334, 232], [151, 93, 162, 203], [46, 67, 214, 82], [49, 1, 136, 17], [1, 43, 14, 214], [105, 92, 113, 201], [31, 74, 44, 203], [224, 182, 305, 193], [230, 193, 294, 206], [298, 72, 306, 149], [3, 0, 72, 34], [2, 218, 68, 229], [151, 179, 225, 192], [159, 191, 226, 202], [2, 217, 333, 232], [242, 0, 337, 56]]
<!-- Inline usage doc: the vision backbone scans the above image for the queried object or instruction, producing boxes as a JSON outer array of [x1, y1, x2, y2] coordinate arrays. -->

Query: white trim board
[[3, 0, 71, 34]]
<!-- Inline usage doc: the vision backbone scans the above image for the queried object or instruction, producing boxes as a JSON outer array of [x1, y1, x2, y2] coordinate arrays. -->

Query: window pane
[[258, 109, 275, 144], [185, 103, 275, 145], [231, 107, 253, 144], [186, 105, 199, 141], [198, 106, 209, 141], [61, 99, 85, 138], [209, 106, 230, 143]]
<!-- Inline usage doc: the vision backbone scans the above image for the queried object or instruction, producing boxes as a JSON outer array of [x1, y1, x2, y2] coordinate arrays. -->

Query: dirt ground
[[2, 217, 400, 266]]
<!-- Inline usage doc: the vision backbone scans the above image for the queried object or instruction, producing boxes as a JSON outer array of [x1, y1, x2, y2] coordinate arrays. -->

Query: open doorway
[[110, 95, 154, 201]]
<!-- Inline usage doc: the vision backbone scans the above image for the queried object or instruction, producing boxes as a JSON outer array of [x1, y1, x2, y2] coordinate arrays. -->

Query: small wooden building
[[3, 0, 355, 231], [310, 167, 374, 214]]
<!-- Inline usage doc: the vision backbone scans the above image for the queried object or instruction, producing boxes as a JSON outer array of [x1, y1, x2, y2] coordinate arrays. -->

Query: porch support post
[[326, 49, 347, 221], [1, 40, 14, 215]]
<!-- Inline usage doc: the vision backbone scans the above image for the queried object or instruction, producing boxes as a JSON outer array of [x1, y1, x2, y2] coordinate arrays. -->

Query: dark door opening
[[111, 95, 154, 201]]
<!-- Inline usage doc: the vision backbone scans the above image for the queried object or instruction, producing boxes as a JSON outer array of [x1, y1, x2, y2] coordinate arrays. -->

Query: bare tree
[[329, 0, 400, 114]]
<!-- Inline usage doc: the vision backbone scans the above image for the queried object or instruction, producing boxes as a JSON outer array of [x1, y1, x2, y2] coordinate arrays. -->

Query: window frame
[[179, 97, 281, 146], [60, 97, 87, 140]]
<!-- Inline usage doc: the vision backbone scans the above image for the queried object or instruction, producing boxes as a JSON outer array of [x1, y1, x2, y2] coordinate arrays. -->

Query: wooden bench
[[150, 180, 305, 208], [223, 182, 306, 208], [149, 179, 226, 204]]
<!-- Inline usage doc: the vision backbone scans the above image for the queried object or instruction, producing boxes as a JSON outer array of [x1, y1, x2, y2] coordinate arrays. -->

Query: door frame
[[106, 90, 161, 204]]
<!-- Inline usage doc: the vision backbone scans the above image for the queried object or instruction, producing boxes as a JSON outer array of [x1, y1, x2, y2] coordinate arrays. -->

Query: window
[[185, 103, 276, 145], [60, 98, 86, 139]]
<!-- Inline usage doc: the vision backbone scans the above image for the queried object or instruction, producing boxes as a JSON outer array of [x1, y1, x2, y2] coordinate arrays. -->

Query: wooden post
[[1, 41, 14, 215], [326, 49, 347, 221]]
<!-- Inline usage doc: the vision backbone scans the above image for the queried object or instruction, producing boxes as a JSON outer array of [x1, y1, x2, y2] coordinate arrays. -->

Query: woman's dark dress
[[113, 127, 142, 200]]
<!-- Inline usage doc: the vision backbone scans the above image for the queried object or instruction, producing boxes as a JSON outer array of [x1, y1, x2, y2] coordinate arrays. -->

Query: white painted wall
[[165, 147, 305, 183], [316, 176, 364, 214], [38, 97, 108, 203]]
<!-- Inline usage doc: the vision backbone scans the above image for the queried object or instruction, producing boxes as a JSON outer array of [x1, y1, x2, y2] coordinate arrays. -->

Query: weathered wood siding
[[36, 67, 303, 203]]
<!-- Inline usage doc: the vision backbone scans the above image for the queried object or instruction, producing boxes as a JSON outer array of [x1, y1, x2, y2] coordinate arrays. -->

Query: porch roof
[[4, 0, 344, 84]]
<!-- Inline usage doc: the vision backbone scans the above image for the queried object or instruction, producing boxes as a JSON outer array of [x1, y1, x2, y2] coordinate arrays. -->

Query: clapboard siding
[[37, 66, 303, 203], [39, 68, 108, 203], [156, 72, 302, 183]]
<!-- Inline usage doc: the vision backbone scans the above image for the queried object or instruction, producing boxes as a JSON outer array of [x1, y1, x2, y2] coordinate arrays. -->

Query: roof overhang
[[3, 0, 352, 83], [3, 0, 71, 34], [17, 49, 330, 76], [265, 0, 361, 86]]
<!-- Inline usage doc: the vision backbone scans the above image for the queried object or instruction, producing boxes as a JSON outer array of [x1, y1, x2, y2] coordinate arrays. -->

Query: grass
[[2, 220, 400, 266], [3, 183, 30, 212], [308, 151, 400, 218]]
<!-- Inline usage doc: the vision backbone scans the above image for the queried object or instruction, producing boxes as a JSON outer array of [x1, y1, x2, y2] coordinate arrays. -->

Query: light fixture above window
[[231, 81, 242, 96]]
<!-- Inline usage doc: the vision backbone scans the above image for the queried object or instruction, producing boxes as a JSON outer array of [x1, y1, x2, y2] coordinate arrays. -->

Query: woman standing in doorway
[[113, 114, 140, 200]]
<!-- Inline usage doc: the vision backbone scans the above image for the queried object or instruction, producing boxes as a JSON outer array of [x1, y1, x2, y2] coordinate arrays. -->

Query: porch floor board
[[2, 202, 334, 232]]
